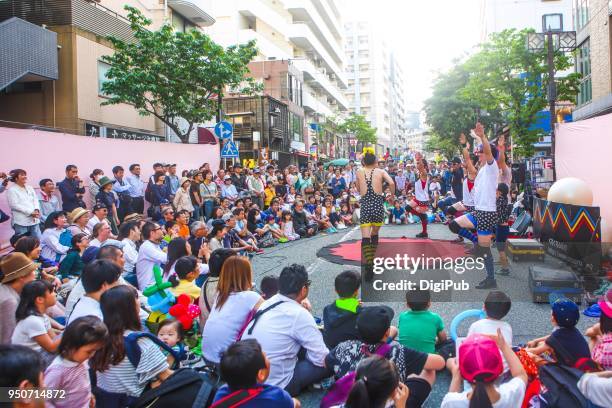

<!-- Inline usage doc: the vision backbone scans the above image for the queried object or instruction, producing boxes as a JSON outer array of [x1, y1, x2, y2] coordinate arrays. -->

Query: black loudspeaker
[[511, 162, 526, 184]]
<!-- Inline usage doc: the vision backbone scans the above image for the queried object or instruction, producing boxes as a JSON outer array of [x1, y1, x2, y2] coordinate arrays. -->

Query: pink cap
[[598, 289, 612, 318], [459, 334, 503, 383]]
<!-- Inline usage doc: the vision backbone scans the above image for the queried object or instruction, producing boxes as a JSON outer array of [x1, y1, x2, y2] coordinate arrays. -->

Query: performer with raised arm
[[446, 133, 478, 244], [495, 134, 513, 276], [448, 123, 500, 289], [406, 152, 430, 238], [356, 147, 395, 282]]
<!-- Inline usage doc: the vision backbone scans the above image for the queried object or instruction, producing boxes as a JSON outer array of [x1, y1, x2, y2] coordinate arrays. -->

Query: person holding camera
[[6, 169, 42, 239]]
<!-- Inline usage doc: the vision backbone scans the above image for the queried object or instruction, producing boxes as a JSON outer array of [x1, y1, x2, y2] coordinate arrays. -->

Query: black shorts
[[405, 377, 432, 408], [468, 210, 498, 235], [495, 225, 510, 250]]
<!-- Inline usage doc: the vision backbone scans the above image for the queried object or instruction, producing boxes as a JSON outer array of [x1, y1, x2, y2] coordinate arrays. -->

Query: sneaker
[[337, 223, 347, 230], [475, 278, 497, 289], [416, 232, 428, 238], [278, 237, 289, 243], [256, 249, 264, 255], [495, 268, 510, 276]]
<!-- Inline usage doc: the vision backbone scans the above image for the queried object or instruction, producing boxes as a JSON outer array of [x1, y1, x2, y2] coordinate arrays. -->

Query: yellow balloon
[[547, 177, 593, 206]]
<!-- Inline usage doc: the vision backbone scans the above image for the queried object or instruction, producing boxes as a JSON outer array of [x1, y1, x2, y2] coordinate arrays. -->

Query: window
[[289, 112, 303, 141], [98, 61, 111, 96], [576, 39, 592, 105], [573, 0, 590, 31], [171, 10, 196, 33]]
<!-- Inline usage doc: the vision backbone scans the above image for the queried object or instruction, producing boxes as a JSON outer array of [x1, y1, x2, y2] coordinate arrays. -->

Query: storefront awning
[[198, 127, 217, 144]]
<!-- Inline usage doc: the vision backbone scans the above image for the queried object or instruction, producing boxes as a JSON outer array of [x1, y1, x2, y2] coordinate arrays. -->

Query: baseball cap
[[452, 157, 461, 164], [224, 175, 232, 181], [221, 213, 233, 222], [458, 334, 503, 383], [550, 295, 580, 328], [356, 306, 395, 344], [254, 168, 261, 173], [93, 203, 107, 211], [598, 289, 612, 318]]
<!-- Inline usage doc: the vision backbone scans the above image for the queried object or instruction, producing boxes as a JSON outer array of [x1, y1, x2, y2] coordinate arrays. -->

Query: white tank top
[[415, 178, 430, 202], [462, 178, 475, 206], [474, 161, 499, 212]]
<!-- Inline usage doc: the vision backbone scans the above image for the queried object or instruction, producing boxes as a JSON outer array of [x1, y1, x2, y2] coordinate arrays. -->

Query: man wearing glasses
[[136, 222, 167, 290]]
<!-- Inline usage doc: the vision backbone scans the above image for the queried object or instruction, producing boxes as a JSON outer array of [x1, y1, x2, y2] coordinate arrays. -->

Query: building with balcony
[[344, 20, 407, 153], [206, 0, 347, 158], [0, 0, 214, 141], [571, 0, 612, 120]]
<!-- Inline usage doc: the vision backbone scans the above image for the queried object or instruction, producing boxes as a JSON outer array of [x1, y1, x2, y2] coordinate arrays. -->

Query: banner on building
[[532, 198, 601, 274]]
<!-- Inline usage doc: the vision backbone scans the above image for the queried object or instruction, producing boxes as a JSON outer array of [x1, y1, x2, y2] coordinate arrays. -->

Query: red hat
[[598, 289, 612, 318], [459, 334, 503, 383]]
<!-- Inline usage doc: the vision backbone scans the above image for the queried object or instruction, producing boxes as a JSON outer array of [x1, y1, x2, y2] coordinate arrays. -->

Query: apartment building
[[206, 0, 348, 159], [344, 20, 407, 153], [572, 0, 612, 120], [0, 0, 215, 141]]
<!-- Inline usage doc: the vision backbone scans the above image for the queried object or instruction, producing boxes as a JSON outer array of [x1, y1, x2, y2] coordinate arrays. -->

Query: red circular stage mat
[[316, 237, 467, 266]]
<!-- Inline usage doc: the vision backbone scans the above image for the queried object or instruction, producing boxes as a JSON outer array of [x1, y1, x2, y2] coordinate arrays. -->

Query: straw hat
[[123, 213, 143, 223], [180, 177, 191, 187], [68, 207, 89, 224], [0, 253, 39, 284]]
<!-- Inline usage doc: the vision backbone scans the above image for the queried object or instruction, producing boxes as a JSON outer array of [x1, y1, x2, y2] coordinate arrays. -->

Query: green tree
[[460, 29, 580, 156], [423, 63, 504, 155], [100, 6, 260, 143], [337, 113, 377, 145]]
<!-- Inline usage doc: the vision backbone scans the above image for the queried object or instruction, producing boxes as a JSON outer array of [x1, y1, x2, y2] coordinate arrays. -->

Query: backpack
[[320, 343, 392, 408], [145, 180, 153, 203], [537, 364, 588, 408], [93, 332, 218, 408]]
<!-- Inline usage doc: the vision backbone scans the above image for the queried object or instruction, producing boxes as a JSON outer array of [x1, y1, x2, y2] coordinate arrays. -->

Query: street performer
[[356, 146, 395, 281]]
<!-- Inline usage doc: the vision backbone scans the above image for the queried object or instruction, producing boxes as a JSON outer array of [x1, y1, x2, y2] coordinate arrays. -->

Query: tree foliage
[[337, 113, 377, 145], [424, 29, 581, 157], [101, 6, 260, 143]]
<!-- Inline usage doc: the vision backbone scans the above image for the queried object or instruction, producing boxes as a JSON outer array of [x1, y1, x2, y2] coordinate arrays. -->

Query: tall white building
[[479, 0, 574, 41], [344, 20, 407, 153], [205, 0, 348, 150]]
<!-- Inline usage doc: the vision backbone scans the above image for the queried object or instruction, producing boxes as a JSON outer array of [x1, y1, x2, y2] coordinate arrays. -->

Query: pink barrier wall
[[556, 113, 612, 244], [0, 127, 219, 250]]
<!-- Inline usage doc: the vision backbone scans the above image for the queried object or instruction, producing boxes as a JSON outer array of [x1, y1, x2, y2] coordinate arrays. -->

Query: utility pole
[[546, 28, 557, 182]]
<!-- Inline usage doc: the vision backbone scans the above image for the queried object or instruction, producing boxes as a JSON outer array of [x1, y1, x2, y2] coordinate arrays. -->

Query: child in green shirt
[[398, 289, 447, 354]]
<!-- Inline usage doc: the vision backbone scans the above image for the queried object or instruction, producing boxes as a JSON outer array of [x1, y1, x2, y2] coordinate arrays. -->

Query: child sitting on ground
[[11, 280, 64, 368], [442, 330, 527, 408], [260, 275, 279, 300], [323, 271, 398, 349], [169, 256, 202, 301], [44, 316, 108, 408], [390, 200, 407, 225], [213, 339, 299, 407], [585, 289, 612, 370], [526, 297, 592, 367], [398, 289, 447, 355]]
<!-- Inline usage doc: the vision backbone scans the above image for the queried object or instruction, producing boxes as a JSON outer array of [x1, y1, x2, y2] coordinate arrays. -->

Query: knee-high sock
[[476, 245, 495, 280], [361, 237, 374, 281], [459, 228, 478, 243], [419, 214, 428, 233]]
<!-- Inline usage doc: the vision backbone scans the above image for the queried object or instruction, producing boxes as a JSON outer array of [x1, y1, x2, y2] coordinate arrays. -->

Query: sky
[[345, 0, 483, 112]]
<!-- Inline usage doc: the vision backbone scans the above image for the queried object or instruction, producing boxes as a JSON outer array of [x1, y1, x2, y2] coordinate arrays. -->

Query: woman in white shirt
[[40, 211, 71, 263], [201, 256, 263, 365], [172, 177, 194, 214], [117, 221, 141, 277]]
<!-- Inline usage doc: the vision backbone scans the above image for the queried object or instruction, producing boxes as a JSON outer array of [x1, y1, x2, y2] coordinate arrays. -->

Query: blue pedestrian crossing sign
[[220, 140, 239, 158], [214, 121, 233, 140]]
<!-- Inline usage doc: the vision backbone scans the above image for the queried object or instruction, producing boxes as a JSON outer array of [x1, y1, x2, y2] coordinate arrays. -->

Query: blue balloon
[[450, 309, 486, 341]]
